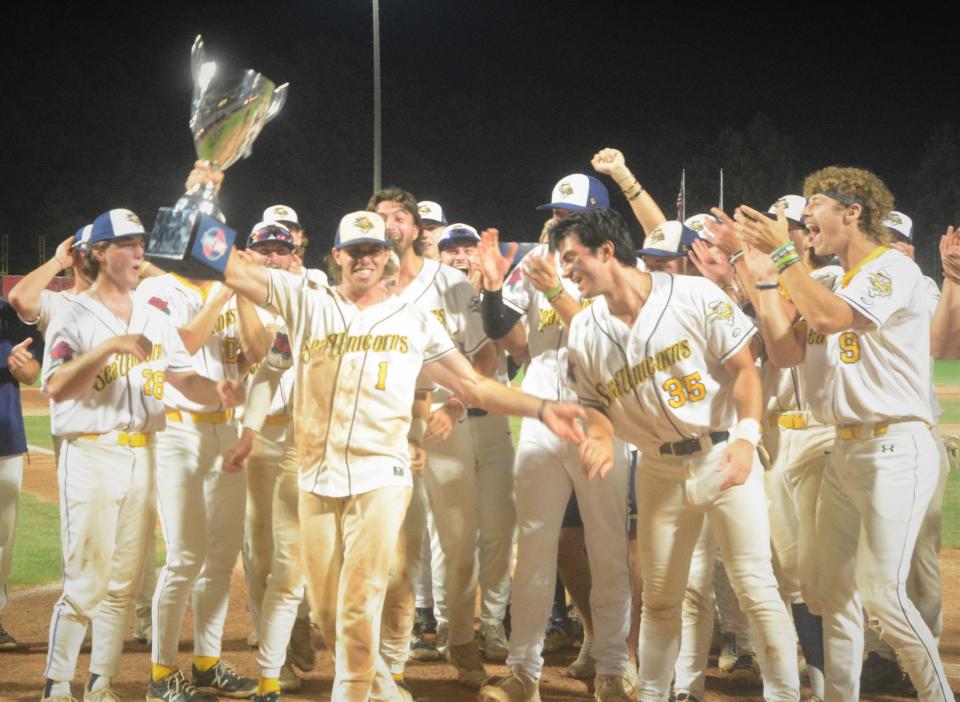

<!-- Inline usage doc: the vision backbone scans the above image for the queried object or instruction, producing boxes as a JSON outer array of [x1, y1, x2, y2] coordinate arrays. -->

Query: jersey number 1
[[375, 361, 388, 390]]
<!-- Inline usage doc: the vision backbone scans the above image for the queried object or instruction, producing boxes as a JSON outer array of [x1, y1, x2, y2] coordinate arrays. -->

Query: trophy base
[[147, 208, 236, 281]]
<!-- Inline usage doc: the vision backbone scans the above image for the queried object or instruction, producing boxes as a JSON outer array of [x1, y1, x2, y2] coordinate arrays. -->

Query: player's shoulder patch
[[147, 296, 171, 315], [267, 330, 294, 369], [50, 340, 75, 362], [706, 299, 736, 326]]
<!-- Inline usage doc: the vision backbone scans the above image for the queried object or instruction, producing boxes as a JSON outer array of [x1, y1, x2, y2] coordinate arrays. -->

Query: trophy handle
[[264, 83, 289, 124]]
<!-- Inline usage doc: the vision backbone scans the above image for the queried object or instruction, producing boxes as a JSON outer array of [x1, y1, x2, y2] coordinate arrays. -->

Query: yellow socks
[[258, 677, 281, 694], [152, 664, 177, 682]]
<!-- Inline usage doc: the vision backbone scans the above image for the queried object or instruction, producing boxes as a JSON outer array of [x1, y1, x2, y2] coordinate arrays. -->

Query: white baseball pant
[[635, 440, 799, 702], [0, 454, 24, 617], [815, 422, 951, 701], [151, 419, 243, 664], [300, 486, 411, 702], [507, 417, 631, 679], [44, 437, 155, 682]]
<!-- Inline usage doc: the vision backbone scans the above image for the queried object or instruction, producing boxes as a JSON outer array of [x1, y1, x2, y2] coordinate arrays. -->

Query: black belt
[[467, 408, 488, 417], [659, 431, 729, 457]]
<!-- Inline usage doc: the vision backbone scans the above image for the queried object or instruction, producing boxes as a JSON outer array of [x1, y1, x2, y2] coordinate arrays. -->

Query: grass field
[[10, 363, 960, 588]]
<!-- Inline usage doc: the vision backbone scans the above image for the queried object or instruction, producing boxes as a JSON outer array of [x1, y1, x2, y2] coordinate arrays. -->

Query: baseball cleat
[[478, 665, 541, 702], [566, 633, 595, 679], [191, 660, 257, 698], [286, 617, 315, 672], [146, 671, 216, 702], [279, 660, 300, 692], [447, 640, 488, 689], [83, 687, 122, 702], [409, 629, 441, 661], [0, 621, 18, 650], [594, 672, 639, 702], [478, 622, 509, 661], [727, 652, 761, 685], [859, 651, 903, 693]]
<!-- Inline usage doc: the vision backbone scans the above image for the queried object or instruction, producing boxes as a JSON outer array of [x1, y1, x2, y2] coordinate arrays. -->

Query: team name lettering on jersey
[[215, 308, 238, 333], [795, 321, 827, 346], [594, 338, 692, 407], [430, 308, 446, 325], [299, 332, 410, 362], [538, 298, 594, 332], [93, 344, 165, 392]]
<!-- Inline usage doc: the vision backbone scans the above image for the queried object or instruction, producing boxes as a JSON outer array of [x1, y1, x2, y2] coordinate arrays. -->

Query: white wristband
[[733, 418, 761, 447]]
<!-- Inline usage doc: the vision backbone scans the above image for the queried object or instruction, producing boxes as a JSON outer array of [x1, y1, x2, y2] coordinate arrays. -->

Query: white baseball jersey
[[133, 274, 240, 412], [762, 265, 844, 416], [20, 289, 78, 336], [394, 258, 488, 408], [800, 249, 932, 426], [265, 269, 457, 497], [41, 293, 193, 435], [567, 272, 757, 449], [502, 244, 591, 402], [922, 276, 943, 420]]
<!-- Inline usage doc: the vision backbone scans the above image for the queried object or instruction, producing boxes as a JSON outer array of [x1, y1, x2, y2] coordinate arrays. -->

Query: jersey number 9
[[838, 332, 860, 364]]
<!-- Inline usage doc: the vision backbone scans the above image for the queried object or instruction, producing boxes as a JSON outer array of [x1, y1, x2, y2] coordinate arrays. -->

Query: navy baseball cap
[[89, 209, 148, 246], [437, 223, 480, 251], [637, 221, 699, 258], [72, 224, 93, 253], [334, 211, 387, 249], [537, 174, 610, 212]]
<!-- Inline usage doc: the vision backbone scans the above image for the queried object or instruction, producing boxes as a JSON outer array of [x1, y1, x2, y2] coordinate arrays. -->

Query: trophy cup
[[147, 35, 288, 279]]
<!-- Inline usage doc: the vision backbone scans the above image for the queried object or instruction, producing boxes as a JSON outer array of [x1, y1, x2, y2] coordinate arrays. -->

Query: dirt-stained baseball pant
[[300, 486, 411, 702], [256, 439, 309, 678], [44, 437, 155, 682], [242, 426, 288, 638], [0, 454, 24, 619], [635, 441, 799, 702], [507, 417, 631, 679], [816, 423, 950, 701], [151, 418, 242, 665]]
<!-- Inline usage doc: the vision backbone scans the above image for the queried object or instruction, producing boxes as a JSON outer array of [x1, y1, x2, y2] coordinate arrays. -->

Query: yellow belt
[[768, 413, 808, 430], [264, 414, 290, 427], [836, 420, 929, 440], [166, 409, 234, 424], [79, 432, 152, 448]]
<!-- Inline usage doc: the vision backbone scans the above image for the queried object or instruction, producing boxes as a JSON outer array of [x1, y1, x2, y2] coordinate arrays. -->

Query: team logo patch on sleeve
[[267, 332, 294, 369], [148, 296, 170, 315], [867, 271, 893, 298], [51, 340, 75, 361], [706, 300, 735, 325]]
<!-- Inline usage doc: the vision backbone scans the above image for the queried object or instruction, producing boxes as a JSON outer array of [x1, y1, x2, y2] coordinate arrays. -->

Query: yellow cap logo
[[648, 228, 666, 244], [354, 215, 374, 232], [888, 213, 902, 225], [558, 183, 574, 198]]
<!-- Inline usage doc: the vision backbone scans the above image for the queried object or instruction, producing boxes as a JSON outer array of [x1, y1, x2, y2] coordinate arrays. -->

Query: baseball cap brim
[[536, 202, 591, 212], [335, 236, 387, 250], [762, 212, 805, 229], [636, 248, 686, 258]]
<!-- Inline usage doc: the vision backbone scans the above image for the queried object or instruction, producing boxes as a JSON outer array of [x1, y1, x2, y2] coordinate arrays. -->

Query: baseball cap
[[418, 201, 447, 226], [89, 209, 148, 246], [683, 214, 718, 239], [335, 211, 387, 249], [247, 221, 295, 249], [72, 224, 94, 253], [437, 223, 480, 251], [537, 174, 610, 212], [636, 221, 699, 258], [885, 211, 913, 242], [766, 195, 807, 228], [262, 204, 300, 228]]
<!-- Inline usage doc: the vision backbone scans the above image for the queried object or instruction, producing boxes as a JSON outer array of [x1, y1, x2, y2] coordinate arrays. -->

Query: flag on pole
[[719, 168, 724, 211], [676, 169, 686, 221]]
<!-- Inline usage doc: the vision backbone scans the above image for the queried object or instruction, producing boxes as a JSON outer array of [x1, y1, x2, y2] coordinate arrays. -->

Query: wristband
[[543, 280, 564, 300], [728, 250, 744, 264], [537, 399, 549, 423], [770, 241, 801, 273], [625, 183, 645, 201], [408, 418, 427, 447], [755, 281, 779, 290], [733, 418, 762, 447]]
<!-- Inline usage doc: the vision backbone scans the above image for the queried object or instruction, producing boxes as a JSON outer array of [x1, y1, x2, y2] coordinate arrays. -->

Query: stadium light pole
[[372, 0, 382, 192]]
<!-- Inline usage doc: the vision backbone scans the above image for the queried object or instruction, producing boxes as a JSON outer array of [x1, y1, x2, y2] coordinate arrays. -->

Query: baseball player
[[557, 208, 800, 702], [220, 209, 586, 702], [369, 188, 500, 688], [736, 166, 952, 701], [477, 189, 638, 702], [437, 223, 517, 661], [0, 298, 43, 651], [417, 200, 447, 261], [39, 209, 244, 702], [141, 224, 271, 698]]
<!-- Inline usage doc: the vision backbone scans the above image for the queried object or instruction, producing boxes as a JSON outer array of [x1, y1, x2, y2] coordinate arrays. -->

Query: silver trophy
[[147, 35, 289, 279]]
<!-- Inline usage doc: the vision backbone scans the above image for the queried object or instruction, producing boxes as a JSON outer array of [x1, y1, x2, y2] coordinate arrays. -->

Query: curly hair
[[802, 166, 894, 245], [367, 187, 424, 256]]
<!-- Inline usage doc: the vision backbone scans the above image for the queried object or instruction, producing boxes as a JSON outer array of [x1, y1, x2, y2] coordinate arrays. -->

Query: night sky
[[1, 2, 955, 272]]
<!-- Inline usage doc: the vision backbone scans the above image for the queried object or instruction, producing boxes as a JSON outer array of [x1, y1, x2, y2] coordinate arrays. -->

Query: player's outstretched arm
[[9, 235, 76, 324], [579, 407, 616, 480], [223, 249, 271, 307], [716, 344, 762, 491], [591, 148, 667, 236], [932, 226, 960, 359], [7, 338, 41, 385], [179, 284, 235, 355], [166, 371, 246, 409], [423, 350, 586, 443], [46, 334, 152, 402]]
